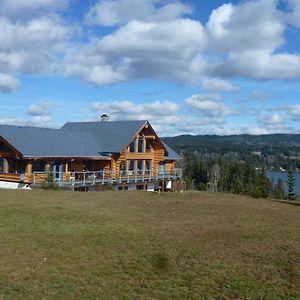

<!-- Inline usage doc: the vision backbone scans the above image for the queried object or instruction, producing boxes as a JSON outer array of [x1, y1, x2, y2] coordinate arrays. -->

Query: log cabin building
[[0, 120, 182, 191]]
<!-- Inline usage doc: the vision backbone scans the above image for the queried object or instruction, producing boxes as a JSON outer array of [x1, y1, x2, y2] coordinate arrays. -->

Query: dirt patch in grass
[[0, 190, 299, 299]]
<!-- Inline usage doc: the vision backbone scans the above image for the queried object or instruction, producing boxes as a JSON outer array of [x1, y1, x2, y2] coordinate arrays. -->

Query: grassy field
[[0, 190, 299, 300]]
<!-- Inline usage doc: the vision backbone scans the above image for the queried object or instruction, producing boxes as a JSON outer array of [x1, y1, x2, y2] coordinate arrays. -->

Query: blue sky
[[0, 0, 299, 136]]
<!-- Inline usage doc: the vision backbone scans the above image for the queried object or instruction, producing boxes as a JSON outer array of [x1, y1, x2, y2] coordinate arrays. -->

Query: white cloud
[[0, 0, 69, 16], [92, 100, 179, 116], [252, 90, 268, 101], [286, 104, 300, 119], [201, 78, 239, 92], [0, 15, 72, 77], [65, 19, 207, 85], [206, 0, 300, 80], [27, 102, 52, 116], [186, 94, 232, 117], [207, 0, 283, 54], [287, 0, 300, 28], [91, 99, 181, 135], [85, 0, 192, 26], [257, 113, 286, 132], [0, 115, 53, 127], [0, 73, 20, 93]]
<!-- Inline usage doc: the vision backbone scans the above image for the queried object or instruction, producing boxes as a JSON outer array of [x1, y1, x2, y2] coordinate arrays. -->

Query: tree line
[[183, 153, 297, 200]]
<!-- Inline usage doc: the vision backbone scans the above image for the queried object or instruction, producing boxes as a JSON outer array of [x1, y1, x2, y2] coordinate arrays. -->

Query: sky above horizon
[[0, 0, 300, 136]]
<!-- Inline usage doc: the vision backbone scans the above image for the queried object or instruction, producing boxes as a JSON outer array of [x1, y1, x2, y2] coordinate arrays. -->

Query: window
[[138, 138, 144, 153], [7, 159, 17, 174], [146, 140, 152, 152], [33, 161, 46, 172], [16, 160, 26, 174], [136, 184, 144, 190], [0, 159, 3, 173], [128, 160, 135, 175], [129, 141, 135, 152], [137, 160, 143, 171], [120, 162, 126, 176], [83, 160, 93, 171], [145, 160, 152, 175]]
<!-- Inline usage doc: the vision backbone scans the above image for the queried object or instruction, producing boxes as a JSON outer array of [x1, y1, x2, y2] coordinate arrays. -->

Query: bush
[[41, 171, 60, 191], [103, 184, 114, 191]]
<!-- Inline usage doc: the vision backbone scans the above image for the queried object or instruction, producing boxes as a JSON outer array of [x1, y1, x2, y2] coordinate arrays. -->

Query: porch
[[32, 168, 182, 188]]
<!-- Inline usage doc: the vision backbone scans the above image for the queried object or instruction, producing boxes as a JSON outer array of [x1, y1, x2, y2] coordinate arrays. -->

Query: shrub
[[41, 171, 60, 191]]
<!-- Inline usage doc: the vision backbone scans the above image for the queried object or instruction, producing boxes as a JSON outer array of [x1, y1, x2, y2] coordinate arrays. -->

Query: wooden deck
[[32, 169, 182, 187]]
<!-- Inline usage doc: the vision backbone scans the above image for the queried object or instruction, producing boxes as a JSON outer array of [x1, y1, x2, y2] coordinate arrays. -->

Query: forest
[[163, 134, 300, 170], [162, 134, 300, 199]]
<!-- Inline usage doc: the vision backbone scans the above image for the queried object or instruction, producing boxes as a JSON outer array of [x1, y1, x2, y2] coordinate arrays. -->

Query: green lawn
[[0, 190, 299, 299]]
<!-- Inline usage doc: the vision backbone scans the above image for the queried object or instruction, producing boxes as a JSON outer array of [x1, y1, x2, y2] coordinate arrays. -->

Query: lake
[[267, 171, 300, 196]]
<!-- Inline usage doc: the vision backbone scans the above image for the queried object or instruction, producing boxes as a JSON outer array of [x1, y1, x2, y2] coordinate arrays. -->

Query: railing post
[[102, 171, 104, 184]]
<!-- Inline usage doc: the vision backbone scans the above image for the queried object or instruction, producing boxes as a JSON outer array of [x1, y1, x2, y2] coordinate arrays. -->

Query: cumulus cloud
[[286, 104, 300, 119], [201, 78, 239, 92], [0, 16, 72, 75], [186, 94, 232, 117], [0, 73, 20, 93], [287, 0, 300, 28], [92, 100, 179, 117], [257, 113, 286, 132], [252, 90, 268, 101], [206, 0, 300, 80], [0, 115, 53, 127], [91, 99, 181, 135], [65, 19, 207, 85], [0, 0, 69, 16], [27, 102, 52, 116], [85, 0, 192, 26]]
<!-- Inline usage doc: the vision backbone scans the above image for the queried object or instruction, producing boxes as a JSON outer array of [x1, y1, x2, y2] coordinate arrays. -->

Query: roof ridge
[[0, 124, 59, 130]]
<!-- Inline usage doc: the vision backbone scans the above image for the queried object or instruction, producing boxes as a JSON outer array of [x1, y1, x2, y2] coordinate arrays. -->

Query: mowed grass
[[0, 190, 299, 300]]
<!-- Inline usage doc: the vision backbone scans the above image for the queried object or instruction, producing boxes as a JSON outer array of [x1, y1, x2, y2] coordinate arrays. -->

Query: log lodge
[[0, 120, 182, 191]]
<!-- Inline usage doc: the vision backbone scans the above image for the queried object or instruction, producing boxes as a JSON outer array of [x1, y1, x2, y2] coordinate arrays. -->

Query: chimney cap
[[100, 113, 109, 121]]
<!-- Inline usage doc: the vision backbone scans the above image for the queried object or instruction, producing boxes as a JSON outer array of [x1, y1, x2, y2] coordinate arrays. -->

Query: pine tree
[[286, 170, 297, 201], [41, 170, 60, 191], [273, 178, 285, 199]]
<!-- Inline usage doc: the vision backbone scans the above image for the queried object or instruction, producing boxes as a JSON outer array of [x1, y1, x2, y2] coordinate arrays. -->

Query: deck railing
[[33, 169, 182, 187]]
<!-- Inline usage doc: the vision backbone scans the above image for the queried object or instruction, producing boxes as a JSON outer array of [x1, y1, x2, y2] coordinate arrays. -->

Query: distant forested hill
[[162, 134, 300, 170]]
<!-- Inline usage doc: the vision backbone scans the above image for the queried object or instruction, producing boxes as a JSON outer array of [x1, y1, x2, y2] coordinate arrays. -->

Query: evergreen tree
[[286, 170, 297, 201], [41, 170, 60, 191], [258, 168, 271, 198], [273, 178, 285, 199]]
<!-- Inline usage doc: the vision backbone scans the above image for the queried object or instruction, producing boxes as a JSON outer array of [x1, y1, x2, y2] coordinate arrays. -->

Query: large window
[[33, 161, 46, 172], [145, 160, 152, 172], [138, 138, 144, 153], [128, 160, 135, 174], [16, 160, 26, 174], [137, 160, 143, 175], [120, 161, 126, 176]]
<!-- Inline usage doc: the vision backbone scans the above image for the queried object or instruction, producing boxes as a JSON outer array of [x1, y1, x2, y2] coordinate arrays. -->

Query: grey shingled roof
[[0, 121, 181, 159], [162, 142, 182, 160], [62, 120, 146, 153], [0, 125, 101, 157]]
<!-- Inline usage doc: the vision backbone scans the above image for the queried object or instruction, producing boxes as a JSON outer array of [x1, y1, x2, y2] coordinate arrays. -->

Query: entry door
[[52, 161, 63, 181]]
